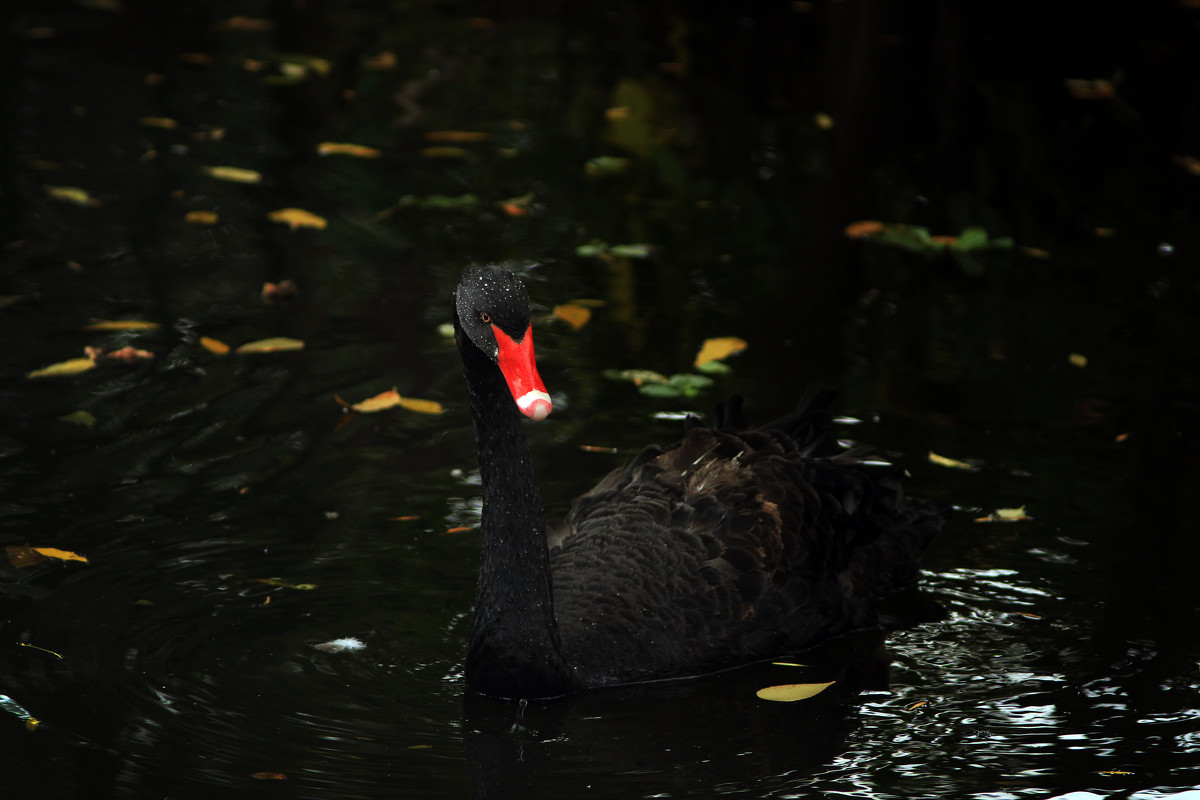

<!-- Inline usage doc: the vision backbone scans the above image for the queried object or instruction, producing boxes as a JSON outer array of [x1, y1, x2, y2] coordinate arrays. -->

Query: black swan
[[453, 264, 943, 699]]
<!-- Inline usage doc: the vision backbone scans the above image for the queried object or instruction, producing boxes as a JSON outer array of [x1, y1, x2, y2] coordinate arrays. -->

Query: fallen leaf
[[202, 165, 262, 184], [905, 700, 929, 711], [33, 547, 88, 563], [184, 210, 219, 225], [27, 358, 96, 379], [59, 410, 97, 428], [44, 185, 99, 206], [444, 526, 473, 535], [844, 220, 885, 238], [423, 131, 492, 143], [236, 337, 305, 354], [770, 662, 808, 667], [389, 515, 421, 521], [552, 304, 592, 330], [755, 681, 835, 702], [363, 50, 397, 70], [814, 111, 834, 130], [267, 208, 327, 230], [974, 505, 1033, 523], [316, 142, 382, 158], [137, 116, 178, 129], [276, 53, 331, 76], [928, 451, 978, 471], [261, 279, 298, 305], [349, 388, 404, 413], [200, 336, 230, 355], [579, 445, 618, 453], [397, 396, 444, 415], [249, 772, 288, 780], [213, 15, 274, 30], [408, 744, 434, 750], [694, 336, 747, 367], [1068, 353, 1087, 368], [82, 319, 160, 331], [584, 156, 632, 176], [105, 346, 153, 362]]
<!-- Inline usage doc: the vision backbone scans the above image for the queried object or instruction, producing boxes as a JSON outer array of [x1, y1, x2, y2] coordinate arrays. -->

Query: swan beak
[[493, 323, 553, 421]]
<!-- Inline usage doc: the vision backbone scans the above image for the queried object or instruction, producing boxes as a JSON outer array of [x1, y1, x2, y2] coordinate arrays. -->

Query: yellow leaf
[[928, 451, 977, 471], [59, 410, 96, 428], [200, 336, 231, 355], [397, 396, 444, 415], [423, 131, 492, 142], [44, 185, 99, 206], [844, 220, 885, 238], [202, 165, 263, 184], [185, 210, 219, 225], [32, 547, 88, 563], [553, 304, 592, 331], [236, 337, 305, 354], [316, 142, 382, 158], [1068, 353, 1087, 368], [694, 336, 747, 367], [974, 505, 1033, 523], [82, 319, 160, 331], [350, 388, 404, 413], [267, 208, 327, 230], [137, 116, 178, 129], [755, 681, 835, 702], [27, 358, 96, 379], [770, 662, 808, 667]]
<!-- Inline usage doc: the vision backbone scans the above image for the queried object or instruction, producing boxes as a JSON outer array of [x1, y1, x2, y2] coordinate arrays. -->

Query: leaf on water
[[7, 545, 45, 568], [316, 142, 382, 158], [363, 50, 397, 70], [44, 185, 99, 206], [104, 346, 153, 362], [202, 165, 263, 184], [420, 146, 471, 159], [408, 744, 433, 750], [608, 243, 655, 259], [312, 637, 366, 653], [603, 368, 671, 387], [249, 772, 288, 780], [262, 279, 298, 305], [928, 451, 978, 471], [349, 388, 403, 413], [137, 116, 178, 129], [59, 410, 97, 428], [755, 681, 835, 702], [200, 336, 231, 355], [423, 131, 492, 143], [814, 111, 834, 129], [389, 515, 421, 521], [33, 547, 89, 563], [213, 15, 274, 31], [444, 526, 473, 535], [184, 210, 219, 225], [268, 208, 327, 230], [236, 337, 305, 354], [82, 319, 160, 331], [1068, 353, 1088, 368], [275, 53, 332, 76], [843, 220, 885, 238], [397, 396, 444, 415], [694, 337, 747, 367], [584, 156, 632, 176], [974, 505, 1032, 523], [905, 700, 929, 711], [770, 662, 808, 667], [253, 577, 316, 590], [27, 357, 96, 379], [552, 304, 592, 331]]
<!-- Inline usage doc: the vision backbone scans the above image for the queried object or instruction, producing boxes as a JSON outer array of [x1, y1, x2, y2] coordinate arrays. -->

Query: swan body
[[453, 265, 942, 699]]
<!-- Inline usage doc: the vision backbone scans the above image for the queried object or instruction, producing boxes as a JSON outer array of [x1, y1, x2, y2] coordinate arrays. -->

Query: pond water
[[3, 1, 1200, 798]]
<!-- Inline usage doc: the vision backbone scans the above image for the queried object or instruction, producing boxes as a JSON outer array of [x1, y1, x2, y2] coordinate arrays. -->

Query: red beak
[[492, 323, 552, 421]]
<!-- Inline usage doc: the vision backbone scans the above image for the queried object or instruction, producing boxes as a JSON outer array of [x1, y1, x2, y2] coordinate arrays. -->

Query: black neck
[[461, 347, 573, 698]]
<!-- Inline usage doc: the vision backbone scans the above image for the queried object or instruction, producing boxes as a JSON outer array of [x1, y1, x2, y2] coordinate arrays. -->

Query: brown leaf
[[200, 336, 230, 355], [552, 304, 592, 331], [184, 210, 219, 225]]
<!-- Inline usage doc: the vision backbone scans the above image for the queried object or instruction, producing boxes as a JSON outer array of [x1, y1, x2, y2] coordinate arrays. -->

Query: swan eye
[[480, 312, 491, 324]]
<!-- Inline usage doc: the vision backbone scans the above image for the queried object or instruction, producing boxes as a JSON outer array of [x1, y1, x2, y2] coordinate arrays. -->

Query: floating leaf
[[420, 146, 470, 159], [423, 131, 492, 143], [275, 53, 332, 76], [33, 547, 89, 563], [236, 337, 305, 354], [755, 681, 835, 702], [213, 15, 274, 31], [552, 304, 592, 331], [771, 662, 808, 667], [59, 410, 96, 428], [202, 165, 262, 184], [1068, 353, 1088, 368], [316, 142, 382, 158], [584, 156, 632, 176], [249, 772, 288, 781], [44, 185, 99, 206], [363, 50, 397, 70], [27, 357, 96, 379], [843, 220, 885, 238], [200, 336, 231, 355], [928, 451, 978, 471], [105, 346, 153, 362], [694, 337, 747, 367], [905, 700, 929, 711], [348, 389, 403, 413], [604, 368, 671, 387], [312, 637, 366, 653], [444, 526, 473, 535], [253, 577, 315, 590], [137, 116, 178, 129], [397, 396, 444, 415], [608, 243, 655, 259], [974, 505, 1033, 523], [184, 210, 219, 225], [82, 319, 160, 331], [268, 208, 327, 230], [261, 279, 298, 305], [7, 546, 45, 568]]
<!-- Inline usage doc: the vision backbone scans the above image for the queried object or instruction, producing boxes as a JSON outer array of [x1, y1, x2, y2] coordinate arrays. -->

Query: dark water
[[3, 1, 1200, 798]]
